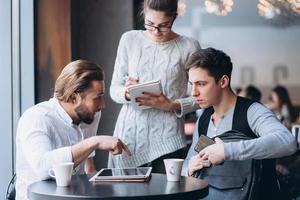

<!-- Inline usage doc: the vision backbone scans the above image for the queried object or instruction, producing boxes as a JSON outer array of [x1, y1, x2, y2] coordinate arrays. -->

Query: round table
[[28, 173, 208, 200]]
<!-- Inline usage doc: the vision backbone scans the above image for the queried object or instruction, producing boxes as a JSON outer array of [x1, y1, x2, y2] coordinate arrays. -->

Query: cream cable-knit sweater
[[109, 30, 200, 168]]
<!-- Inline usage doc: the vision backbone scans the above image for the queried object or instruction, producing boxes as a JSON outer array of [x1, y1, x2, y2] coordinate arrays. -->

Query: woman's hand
[[135, 92, 180, 111], [124, 76, 139, 100]]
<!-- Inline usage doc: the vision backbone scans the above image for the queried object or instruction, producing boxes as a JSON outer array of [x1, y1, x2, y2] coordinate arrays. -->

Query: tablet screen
[[93, 167, 152, 181], [99, 168, 150, 176]]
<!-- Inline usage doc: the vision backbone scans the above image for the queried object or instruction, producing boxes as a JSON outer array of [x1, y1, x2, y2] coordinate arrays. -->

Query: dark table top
[[28, 173, 208, 200]]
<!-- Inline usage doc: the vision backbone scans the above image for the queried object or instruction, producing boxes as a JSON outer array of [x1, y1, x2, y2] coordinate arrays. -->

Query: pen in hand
[[123, 75, 129, 82], [124, 76, 139, 86]]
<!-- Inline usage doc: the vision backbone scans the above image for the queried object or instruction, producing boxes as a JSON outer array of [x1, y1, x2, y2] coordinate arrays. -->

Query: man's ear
[[70, 93, 78, 104], [220, 75, 229, 88]]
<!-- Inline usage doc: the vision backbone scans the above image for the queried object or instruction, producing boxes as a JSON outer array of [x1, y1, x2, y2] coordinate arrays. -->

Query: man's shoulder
[[247, 102, 270, 114], [246, 101, 276, 127], [21, 99, 57, 120]]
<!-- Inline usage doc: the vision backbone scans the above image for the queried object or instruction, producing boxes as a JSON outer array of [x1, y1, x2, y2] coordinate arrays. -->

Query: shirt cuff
[[224, 142, 234, 160], [88, 151, 95, 158]]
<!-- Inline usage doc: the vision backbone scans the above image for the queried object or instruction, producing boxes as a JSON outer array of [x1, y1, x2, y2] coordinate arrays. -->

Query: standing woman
[[109, 0, 201, 172]]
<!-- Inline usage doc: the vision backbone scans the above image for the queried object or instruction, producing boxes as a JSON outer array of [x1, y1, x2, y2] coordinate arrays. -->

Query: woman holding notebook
[[109, 0, 201, 172]]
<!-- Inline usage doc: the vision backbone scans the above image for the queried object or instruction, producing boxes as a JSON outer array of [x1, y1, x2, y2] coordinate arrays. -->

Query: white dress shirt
[[15, 98, 100, 200]]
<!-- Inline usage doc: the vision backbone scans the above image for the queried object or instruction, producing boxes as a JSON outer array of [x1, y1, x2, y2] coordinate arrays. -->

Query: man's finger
[[199, 150, 205, 158], [121, 142, 132, 156], [117, 139, 131, 156]]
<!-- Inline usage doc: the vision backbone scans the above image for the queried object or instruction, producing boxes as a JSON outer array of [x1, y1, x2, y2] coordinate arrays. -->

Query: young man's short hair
[[186, 47, 233, 83]]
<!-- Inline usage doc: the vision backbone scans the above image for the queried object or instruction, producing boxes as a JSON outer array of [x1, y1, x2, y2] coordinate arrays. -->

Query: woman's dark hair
[[245, 85, 262, 102], [141, 0, 178, 17], [273, 85, 296, 122], [186, 47, 233, 84]]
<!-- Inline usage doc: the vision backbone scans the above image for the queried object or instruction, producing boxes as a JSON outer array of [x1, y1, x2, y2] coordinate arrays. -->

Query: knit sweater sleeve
[[174, 97, 200, 117], [174, 37, 201, 117], [110, 32, 131, 104]]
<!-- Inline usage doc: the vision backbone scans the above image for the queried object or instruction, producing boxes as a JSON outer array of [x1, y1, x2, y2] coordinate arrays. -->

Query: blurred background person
[[268, 85, 297, 127], [239, 85, 262, 102], [234, 87, 242, 96]]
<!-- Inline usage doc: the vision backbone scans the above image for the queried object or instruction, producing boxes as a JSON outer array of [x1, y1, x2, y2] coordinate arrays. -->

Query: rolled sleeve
[[24, 131, 73, 180]]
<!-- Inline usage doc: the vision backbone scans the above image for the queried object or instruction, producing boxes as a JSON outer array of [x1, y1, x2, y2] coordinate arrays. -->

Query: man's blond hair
[[54, 60, 104, 102]]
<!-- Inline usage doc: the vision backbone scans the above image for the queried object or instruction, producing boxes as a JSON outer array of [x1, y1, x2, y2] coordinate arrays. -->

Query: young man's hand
[[188, 154, 211, 176], [198, 137, 225, 166]]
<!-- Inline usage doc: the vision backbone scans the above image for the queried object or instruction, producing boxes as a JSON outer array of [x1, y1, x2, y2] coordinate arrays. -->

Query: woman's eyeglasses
[[144, 23, 172, 32]]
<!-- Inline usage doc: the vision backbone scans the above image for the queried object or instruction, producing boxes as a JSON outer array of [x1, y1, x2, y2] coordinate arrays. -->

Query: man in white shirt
[[16, 60, 131, 200]]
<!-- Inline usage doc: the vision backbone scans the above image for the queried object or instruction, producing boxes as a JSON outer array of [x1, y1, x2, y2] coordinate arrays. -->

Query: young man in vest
[[182, 48, 296, 199]]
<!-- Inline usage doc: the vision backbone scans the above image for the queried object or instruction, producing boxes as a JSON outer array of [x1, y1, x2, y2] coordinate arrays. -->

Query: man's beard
[[75, 103, 94, 124]]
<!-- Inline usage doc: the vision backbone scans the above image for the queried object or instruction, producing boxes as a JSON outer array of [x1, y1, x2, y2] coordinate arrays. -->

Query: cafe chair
[[292, 125, 300, 149], [5, 173, 16, 200]]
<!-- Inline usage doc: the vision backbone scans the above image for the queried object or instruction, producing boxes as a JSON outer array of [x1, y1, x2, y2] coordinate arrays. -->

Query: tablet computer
[[90, 167, 152, 182]]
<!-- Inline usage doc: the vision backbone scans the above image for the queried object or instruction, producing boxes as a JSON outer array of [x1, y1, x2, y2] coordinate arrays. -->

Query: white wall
[[173, 0, 300, 103]]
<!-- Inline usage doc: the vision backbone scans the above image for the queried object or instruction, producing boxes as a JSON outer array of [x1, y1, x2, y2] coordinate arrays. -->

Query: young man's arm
[[182, 120, 211, 176], [224, 103, 296, 161]]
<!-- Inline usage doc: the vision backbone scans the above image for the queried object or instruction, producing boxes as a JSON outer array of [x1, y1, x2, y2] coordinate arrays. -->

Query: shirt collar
[[51, 97, 75, 126]]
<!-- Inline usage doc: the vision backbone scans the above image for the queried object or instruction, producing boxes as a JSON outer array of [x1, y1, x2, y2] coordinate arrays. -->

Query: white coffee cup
[[164, 158, 184, 182], [48, 162, 74, 186]]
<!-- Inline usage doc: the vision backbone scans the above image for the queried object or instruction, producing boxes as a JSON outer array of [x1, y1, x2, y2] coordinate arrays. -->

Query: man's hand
[[188, 154, 211, 176], [71, 136, 131, 167], [198, 137, 225, 166], [135, 92, 180, 111], [97, 136, 131, 156]]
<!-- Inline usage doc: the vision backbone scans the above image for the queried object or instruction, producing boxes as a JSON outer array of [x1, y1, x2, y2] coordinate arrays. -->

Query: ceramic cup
[[48, 162, 74, 186]]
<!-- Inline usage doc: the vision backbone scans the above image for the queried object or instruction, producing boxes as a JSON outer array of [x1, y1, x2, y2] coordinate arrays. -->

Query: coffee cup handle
[[48, 168, 56, 178], [169, 166, 175, 175]]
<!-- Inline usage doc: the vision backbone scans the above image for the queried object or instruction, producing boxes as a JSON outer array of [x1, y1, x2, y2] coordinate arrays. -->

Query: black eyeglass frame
[[144, 23, 172, 32], [143, 18, 175, 33]]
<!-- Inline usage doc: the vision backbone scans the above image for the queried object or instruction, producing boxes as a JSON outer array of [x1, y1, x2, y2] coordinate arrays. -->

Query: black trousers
[[139, 148, 186, 174]]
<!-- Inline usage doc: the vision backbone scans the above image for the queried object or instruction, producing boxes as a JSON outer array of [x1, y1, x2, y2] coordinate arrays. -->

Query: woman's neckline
[[140, 30, 182, 45]]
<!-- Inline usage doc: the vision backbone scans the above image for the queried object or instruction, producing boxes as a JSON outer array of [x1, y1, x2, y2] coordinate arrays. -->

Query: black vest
[[197, 96, 279, 200]]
